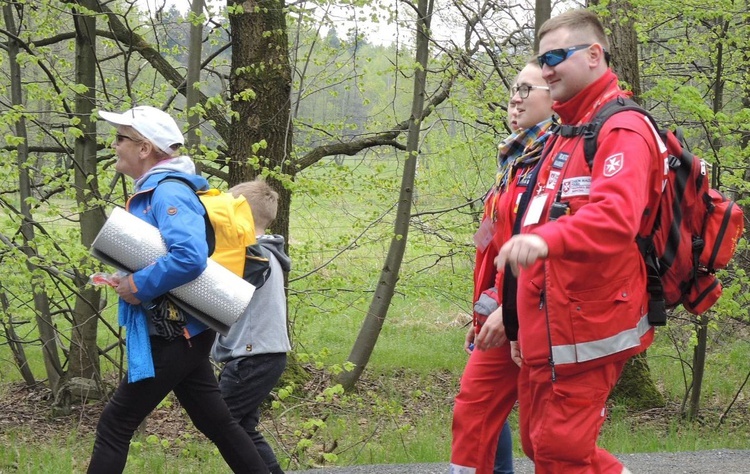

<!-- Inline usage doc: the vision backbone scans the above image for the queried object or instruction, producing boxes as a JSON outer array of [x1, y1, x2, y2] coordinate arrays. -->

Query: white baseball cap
[[98, 105, 184, 153]]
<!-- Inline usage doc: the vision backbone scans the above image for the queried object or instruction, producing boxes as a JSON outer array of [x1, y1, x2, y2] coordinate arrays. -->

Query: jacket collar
[[552, 70, 625, 125]]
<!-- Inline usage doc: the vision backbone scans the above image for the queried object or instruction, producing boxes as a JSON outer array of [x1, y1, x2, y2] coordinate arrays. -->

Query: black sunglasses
[[537, 44, 592, 68], [116, 133, 140, 143]]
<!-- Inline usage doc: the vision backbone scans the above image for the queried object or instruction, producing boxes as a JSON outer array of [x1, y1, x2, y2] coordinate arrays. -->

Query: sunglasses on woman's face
[[116, 134, 139, 143], [536, 44, 592, 68]]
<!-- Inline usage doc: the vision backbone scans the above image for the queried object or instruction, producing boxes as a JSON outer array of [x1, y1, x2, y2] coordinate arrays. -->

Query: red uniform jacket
[[472, 125, 550, 327], [473, 175, 528, 302], [516, 71, 668, 374]]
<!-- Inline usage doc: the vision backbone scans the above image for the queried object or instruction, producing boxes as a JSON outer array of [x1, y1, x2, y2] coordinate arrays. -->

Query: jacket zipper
[[541, 266, 556, 383]]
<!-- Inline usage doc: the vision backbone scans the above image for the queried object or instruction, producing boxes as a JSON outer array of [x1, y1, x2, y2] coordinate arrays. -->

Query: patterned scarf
[[494, 117, 556, 191]]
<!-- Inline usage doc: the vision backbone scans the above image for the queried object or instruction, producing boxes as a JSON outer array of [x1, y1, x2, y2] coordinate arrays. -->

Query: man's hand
[[510, 341, 522, 367], [495, 234, 549, 276], [474, 306, 507, 351], [113, 274, 141, 305]]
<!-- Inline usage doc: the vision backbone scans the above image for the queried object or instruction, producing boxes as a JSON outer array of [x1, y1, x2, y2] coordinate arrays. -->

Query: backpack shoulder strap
[[158, 177, 216, 256], [555, 96, 654, 169]]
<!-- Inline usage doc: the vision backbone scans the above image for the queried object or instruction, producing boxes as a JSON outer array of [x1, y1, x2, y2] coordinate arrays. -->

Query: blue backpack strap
[[159, 177, 216, 256]]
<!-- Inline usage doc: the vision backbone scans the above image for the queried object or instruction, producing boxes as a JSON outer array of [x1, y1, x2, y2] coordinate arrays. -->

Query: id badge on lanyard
[[473, 217, 494, 252], [523, 194, 548, 226], [523, 151, 570, 226]]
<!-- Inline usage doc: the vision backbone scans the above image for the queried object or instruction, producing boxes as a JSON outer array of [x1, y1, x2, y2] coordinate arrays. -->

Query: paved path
[[289, 449, 750, 473]]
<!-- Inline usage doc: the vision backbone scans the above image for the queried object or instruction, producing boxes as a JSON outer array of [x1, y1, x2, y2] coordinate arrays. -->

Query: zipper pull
[[549, 357, 556, 382], [539, 290, 546, 310]]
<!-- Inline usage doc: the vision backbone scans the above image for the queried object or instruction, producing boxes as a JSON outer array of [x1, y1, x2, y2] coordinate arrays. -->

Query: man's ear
[[589, 43, 607, 68]]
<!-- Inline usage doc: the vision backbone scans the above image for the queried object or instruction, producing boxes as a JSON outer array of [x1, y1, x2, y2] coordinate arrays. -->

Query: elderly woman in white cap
[[87, 106, 269, 474]]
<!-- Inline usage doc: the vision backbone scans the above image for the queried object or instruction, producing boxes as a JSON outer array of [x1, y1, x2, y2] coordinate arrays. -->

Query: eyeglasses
[[511, 84, 550, 99], [115, 133, 140, 144], [536, 44, 592, 68]]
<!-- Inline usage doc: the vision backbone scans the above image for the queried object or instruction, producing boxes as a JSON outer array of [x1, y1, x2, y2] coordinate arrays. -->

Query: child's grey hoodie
[[211, 234, 291, 361]]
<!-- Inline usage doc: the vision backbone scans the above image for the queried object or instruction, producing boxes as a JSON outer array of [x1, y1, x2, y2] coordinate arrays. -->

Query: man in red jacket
[[495, 9, 667, 474]]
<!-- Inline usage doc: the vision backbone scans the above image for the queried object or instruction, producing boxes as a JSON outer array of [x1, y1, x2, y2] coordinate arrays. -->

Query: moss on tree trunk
[[611, 352, 665, 410]]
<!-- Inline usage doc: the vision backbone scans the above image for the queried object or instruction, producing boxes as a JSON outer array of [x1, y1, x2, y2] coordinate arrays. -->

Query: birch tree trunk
[[2, 2, 62, 393]]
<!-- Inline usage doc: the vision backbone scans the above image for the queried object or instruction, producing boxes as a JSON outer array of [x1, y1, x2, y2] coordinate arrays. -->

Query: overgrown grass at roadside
[[2, 279, 749, 470]]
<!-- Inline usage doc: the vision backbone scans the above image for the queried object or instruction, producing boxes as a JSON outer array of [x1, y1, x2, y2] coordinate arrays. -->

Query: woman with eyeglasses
[[495, 9, 666, 474], [87, 106, 270, 474], [450, 59, 555, 474]]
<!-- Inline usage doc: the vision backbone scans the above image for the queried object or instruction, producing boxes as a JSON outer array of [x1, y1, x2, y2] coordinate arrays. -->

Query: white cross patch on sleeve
[[603, 153, 624, 177]]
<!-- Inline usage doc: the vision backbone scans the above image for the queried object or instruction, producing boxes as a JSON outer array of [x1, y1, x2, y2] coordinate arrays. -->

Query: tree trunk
[[186, 0, 204, 166], [226, 0, 293, 241], [610, 352, 664, 409], [67, 0, 104, 389], [337, 0, 434, 391], [687, 313, 709, 420], [0, 291, 36, 386], [3, 3, 63, 393], [686, 20, 729, 419], [534, 0, 551, 52], [597, 0, 641, 98]]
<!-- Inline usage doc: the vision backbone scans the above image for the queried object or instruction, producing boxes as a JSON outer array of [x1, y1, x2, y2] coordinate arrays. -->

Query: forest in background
[[0, 1, 748, 464]]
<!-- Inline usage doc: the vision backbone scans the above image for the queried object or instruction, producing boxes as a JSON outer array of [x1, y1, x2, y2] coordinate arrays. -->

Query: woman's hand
[[114, 274, 141, 305], [473, 306, 507, 351]]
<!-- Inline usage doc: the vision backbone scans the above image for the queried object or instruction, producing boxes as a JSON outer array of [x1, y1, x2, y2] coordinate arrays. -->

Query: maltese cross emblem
[[603, 153, 624, 177]]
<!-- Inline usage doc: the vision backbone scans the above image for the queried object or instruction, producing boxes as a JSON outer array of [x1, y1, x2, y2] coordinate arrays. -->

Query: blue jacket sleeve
[[131, 181, 209, 302]]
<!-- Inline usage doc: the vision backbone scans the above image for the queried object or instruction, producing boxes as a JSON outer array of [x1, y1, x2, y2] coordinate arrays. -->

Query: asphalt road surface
[[289, 449, 750, 473]]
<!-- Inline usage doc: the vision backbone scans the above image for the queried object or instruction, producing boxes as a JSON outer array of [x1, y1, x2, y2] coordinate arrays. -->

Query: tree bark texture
[[186, 0, 205, 155], [534, 0, 551, 52], [69, 0, 104, 384], [227, 0, 294, 239], [593, 0, 641, 99]]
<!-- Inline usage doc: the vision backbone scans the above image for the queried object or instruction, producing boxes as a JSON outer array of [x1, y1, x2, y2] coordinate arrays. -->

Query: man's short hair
[[229, 178, 279, 229], [538, 9, 610, 51]]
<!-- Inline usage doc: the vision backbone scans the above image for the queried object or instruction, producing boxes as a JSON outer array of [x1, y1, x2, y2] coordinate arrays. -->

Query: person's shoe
[[621, 467, 633, 474]]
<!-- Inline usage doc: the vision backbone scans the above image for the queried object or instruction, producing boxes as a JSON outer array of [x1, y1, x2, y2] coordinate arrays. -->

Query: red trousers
[[451, 342, 520, 474], [518, 360, 627, 474]]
